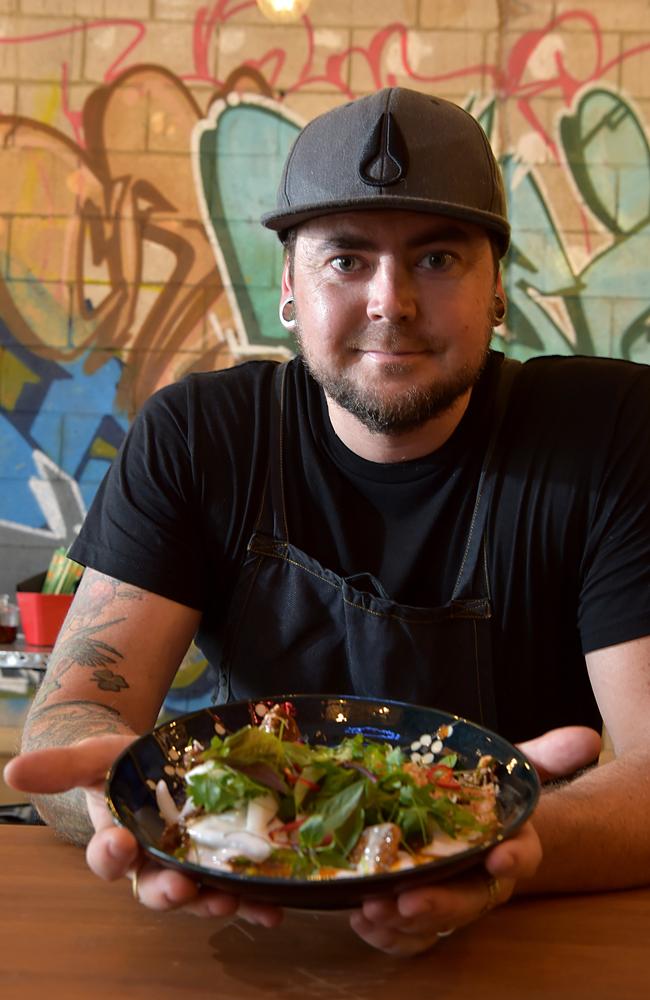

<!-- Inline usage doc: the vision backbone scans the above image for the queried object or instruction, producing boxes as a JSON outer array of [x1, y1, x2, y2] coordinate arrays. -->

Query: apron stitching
[[341, 597, 487, 624], [482, 540, 491, 602], [454, 479, 485, 593], [342, 598, 444, 623], [252, 550, 340, 588], [473, 619, 484, 725]]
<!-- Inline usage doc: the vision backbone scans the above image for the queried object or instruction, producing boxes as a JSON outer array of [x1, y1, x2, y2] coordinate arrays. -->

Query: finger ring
[[436, 927, 456, 938], [130, 867, 142, 904], [480, 873, 501, 915]]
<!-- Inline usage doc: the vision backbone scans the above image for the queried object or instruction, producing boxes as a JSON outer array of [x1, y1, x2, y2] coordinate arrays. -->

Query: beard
[[296, 322, 493, 436]]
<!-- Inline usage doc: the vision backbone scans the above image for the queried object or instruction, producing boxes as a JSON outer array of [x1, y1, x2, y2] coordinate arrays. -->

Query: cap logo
[[358, 111, 409, 188]]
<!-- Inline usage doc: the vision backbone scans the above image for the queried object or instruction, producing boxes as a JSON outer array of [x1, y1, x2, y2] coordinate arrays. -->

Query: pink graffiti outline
[[60, 61, 83, 144], [183, 5, 650, 161], [190, 2, 225, 83], [186, 0, 315, 88], [0, 19, 146, 143]]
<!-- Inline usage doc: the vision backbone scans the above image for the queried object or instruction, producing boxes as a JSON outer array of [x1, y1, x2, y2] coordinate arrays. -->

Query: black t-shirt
[[69, 351, 650, 742]]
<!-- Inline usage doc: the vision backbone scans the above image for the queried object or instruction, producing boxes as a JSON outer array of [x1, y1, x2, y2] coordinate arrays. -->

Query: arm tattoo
[[22, 700, 134, 846], [24, 700, 128, 748], [57, 620, 127, 667], [32, 787, 94, 846], [22, 575, 149, 842], [72, 575, 144, 620], [90, 668, 129, 692], [35, 570, 146, 702], [31, 618, 130, 712]]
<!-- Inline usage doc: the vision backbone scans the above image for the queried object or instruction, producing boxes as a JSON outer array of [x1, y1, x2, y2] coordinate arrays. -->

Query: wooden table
[[1, 827, 648, 999]]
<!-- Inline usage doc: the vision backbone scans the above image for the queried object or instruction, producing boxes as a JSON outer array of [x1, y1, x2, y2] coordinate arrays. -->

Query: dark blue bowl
[[106, 695, 540, 909]]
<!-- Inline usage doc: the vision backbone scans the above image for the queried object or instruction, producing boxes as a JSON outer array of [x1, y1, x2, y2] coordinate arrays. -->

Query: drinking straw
[[41, 548, 83, 595]]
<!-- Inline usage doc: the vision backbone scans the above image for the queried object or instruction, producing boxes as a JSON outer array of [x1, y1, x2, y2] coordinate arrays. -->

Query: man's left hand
[[349, 724, 601, 955], [349, 821, 540, 956]]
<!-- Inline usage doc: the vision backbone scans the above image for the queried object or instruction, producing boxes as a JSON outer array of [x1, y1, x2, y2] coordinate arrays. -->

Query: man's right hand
[[2, 738, 283, 926]]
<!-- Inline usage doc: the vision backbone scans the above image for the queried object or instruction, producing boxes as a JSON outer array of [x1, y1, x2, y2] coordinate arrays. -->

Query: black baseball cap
[[261, 87, 510, 256]]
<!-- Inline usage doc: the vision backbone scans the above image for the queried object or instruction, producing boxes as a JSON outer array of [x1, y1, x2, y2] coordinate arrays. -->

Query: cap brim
[[261, 196, 510, 256]]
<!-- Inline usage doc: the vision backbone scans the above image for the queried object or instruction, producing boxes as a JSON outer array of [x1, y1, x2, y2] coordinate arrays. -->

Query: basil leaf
[[315, 846, 353, 870], [299, 780, 365, 849], [318, 780, 364, 830], [397, 805, 432, 842], [299, 815, 326, 848], [334, 804, 365, 855]]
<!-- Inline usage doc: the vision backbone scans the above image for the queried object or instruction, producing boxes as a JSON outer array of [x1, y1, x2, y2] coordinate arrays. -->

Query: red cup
[[16, 592, 74, 646]]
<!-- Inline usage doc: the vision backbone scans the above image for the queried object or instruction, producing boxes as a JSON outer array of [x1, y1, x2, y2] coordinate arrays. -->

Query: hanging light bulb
[[256, 0, 312, 23]]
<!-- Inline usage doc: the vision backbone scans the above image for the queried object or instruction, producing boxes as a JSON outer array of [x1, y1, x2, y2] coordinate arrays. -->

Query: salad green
[[160, 706, 501, 879]]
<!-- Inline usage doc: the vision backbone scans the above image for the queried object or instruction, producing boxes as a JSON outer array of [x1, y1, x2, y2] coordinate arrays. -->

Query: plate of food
[[106, 695, 540, 909]]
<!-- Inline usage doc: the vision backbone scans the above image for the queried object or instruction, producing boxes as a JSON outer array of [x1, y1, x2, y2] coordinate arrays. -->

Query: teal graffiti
[[195, 96, 301, 351], [495, 89, 650, 364]]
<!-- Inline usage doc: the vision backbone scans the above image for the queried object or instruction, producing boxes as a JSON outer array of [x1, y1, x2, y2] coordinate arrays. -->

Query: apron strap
[[451, 357, 521, 601], [254, 361, 290, 542]]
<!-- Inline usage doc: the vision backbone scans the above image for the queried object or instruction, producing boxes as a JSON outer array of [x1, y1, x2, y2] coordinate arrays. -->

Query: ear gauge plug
[[493, 295, 507, 324], [279, 297, 296, 331]]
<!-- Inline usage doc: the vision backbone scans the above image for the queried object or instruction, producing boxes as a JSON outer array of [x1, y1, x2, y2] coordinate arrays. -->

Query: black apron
[[214, 359, 520, 731]]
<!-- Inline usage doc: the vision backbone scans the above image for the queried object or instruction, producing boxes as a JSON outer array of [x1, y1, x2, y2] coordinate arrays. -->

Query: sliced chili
[[270, 816, 305, 842], [297, 775, 321, 792], [426, 764, 461, 789]]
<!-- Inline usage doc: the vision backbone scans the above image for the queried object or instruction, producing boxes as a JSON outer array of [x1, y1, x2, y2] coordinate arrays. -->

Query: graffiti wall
[[1, 0, 649, 606]]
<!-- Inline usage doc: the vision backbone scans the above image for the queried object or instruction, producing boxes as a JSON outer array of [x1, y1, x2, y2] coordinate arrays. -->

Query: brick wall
[[1, 0, 649, 594]]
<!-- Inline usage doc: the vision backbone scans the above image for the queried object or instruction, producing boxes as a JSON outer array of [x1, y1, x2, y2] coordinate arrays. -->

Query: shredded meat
[[349, 823, 402, 874], [260, 702, 301, 742]]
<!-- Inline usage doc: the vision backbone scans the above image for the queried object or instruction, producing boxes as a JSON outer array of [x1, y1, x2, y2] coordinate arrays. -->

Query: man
[[5, 88, 650, 957]]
